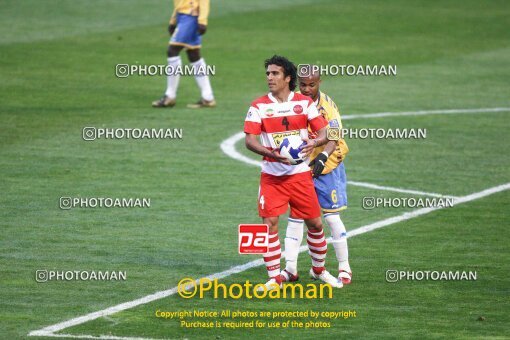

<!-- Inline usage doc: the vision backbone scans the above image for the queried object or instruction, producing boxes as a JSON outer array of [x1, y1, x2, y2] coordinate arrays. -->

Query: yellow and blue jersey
[[309, 91, 349, 174], [170, 0, 210, 26]]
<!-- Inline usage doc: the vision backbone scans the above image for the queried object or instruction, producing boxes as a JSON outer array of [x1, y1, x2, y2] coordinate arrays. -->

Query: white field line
[[221, 107, 509, 197], [348, 181, 458, 199], [347, 182, 510, 237], [29, 334, 165, 340], [29, 182, 510, 339], [220, 132, 456, 198], [220, 131, 261, 167], [341, 107, 510, 120]]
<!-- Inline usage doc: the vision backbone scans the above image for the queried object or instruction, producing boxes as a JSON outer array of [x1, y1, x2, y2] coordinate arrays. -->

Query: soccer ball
[[279, 135, 306, 165]]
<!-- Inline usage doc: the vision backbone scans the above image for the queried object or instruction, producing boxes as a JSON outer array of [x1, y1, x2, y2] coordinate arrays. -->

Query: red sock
[[263, 231, 281, 279], [307, 230, 327, 274]]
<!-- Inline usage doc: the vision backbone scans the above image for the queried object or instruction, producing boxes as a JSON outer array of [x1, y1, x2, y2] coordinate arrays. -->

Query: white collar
[[268, 91, 294, 103]]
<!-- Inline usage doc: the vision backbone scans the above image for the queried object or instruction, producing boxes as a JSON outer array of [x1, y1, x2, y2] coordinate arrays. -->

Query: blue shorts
[[170, 13, 201, 49], [313, 163, 348, 212]]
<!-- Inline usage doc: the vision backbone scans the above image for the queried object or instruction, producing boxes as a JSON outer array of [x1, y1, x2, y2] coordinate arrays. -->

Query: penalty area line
[[28, 333, 164, 340], [341, 107, 510, 120], [348, 181, 458, 199], [29, 182, 510, 339], [220, 107, 509, 198], [220, 132, 456, 198]]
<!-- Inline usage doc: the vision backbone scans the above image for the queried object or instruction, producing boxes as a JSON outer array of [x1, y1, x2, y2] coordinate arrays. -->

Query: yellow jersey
[[308, 91, 349, 174], [170, 0, 210, 26]]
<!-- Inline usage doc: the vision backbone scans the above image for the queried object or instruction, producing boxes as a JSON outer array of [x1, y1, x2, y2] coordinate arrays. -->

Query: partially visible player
[[282, 65, 352, 285], [152, 0, 216, 108], [244, 56, 342, 290]]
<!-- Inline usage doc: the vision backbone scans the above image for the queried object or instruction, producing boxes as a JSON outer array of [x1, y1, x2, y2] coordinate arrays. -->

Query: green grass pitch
[[0, 0, 509, 338]]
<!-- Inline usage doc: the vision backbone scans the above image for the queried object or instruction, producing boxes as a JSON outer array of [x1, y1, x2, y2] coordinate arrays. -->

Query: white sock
[[284, 217, 304, 275], [191, 58, 214, 101], [324, 212, 351, 273], [165, 56, 181, 99]]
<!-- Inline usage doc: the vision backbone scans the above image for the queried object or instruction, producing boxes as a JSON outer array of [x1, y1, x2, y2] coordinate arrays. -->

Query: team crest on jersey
[[272, 131, 301, 148], [265, 109, 274, 117], [329, 119, 339, 127], [293, 105, 303, 114], [246, 107, 257, 119]]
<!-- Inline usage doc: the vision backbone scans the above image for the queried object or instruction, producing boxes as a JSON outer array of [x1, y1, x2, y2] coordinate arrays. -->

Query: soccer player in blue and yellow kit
[[281, 65, 352, 286], [152, 0, 216, 109]]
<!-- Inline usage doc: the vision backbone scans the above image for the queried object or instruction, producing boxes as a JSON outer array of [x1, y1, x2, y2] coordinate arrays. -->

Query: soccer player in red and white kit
[[244, 55, 342, 290]]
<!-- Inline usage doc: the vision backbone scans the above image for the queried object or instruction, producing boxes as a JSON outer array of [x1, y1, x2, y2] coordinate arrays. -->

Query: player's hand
[[309, 152, 328, 178], [300, 138, 316, 157], [168, 24, 177, 35], [198, 24, 207, 35], [271, 150, 291, 165]]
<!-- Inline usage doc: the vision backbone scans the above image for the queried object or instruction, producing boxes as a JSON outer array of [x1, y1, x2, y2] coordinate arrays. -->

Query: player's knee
[[187, 49, 201, 62], [307, 224, 323, 232], [268, 224, 278, 234], [168, 45, 182, 57], [263, 217, 279, 233], [265, 221, 278, 234], [305, 218, 323, 232]]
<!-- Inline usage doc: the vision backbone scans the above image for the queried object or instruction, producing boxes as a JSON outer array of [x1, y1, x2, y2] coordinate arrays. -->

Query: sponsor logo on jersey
[[272, 131, 301, 148], [293, 105, 303, 114]]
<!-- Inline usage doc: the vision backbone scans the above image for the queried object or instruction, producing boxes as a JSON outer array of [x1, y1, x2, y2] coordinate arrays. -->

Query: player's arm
[[302, 127, 336, 177], [323, 139, 337, 155], [328, 99, 349, 159], [308, 135, 336, 178], [169, 1, 178, 35], [301, 126, 330, 155], [337, 139, 349, 161], [197, 0, 210, 34], [245, 134, 291, 165], [244, 103, 290, 165], [301, 101, 330, 157]]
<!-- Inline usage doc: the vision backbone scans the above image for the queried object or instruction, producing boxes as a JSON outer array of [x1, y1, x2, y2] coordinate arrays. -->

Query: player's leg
[[257, 175, 289, 290], [257, 216, 282, 291], [167, 45, 184, 96], [289, 178, 342, 288], [314, 164, 352, 284], [325, 212, 351, 283], [327, 163, 352, 283], [152, 45, 183, 107], [152, 14, 187, 108], [186, 47, 215, 108], [304, 217, 342, 288], [281, 216, 303, 282], [303, 216, 327, 275]]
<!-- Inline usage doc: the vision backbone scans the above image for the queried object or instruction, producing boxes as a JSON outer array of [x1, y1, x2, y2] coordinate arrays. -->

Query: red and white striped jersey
[[244, 92, 328, 178]]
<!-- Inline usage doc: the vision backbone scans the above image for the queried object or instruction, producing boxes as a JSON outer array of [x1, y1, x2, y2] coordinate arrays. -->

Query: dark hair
[[264, 55, 297, 91]]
